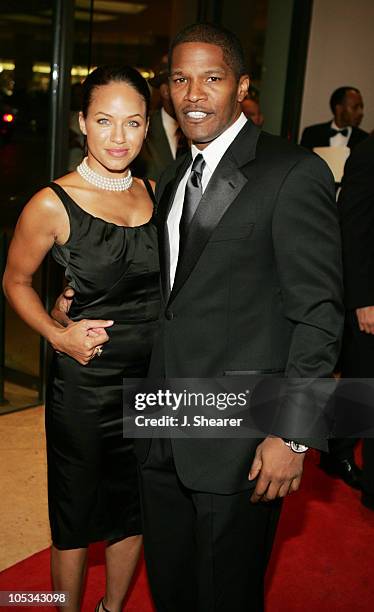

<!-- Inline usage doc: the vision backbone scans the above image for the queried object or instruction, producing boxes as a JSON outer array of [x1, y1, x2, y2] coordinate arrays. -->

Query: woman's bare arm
[[3, 188, 112, 365]]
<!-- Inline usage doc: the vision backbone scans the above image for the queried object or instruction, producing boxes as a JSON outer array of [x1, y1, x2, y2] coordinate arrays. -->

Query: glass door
[[0, 0, 54, 412]]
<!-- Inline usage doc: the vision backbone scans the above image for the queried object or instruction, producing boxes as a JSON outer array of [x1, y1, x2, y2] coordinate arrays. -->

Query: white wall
[[299, 0, 374, 138]]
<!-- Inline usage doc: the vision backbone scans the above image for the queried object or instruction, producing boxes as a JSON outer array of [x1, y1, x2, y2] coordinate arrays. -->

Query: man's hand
[[51, 286, 75, 328], [248, 437, 305, 503], [356, 306, 374, 334]]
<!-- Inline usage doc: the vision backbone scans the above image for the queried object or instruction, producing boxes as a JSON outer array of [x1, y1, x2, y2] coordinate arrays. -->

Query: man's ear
[[237, 75, 250, 103], [78, 111, 87, 135]]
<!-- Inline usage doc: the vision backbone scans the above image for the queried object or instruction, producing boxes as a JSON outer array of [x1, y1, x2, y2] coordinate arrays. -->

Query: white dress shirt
[[161, 107, 179, 159], [329, 120, 352, 148], [167, 112, 248, 288]]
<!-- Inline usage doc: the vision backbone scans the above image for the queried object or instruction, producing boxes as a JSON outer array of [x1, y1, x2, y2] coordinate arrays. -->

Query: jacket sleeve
[[300, 126, 313, 149], [270, 153, 344, 449]]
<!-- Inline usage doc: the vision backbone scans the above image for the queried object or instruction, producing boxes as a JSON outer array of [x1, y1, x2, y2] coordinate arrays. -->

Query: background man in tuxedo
[[132, 58, 188, 181], [337, 135, 374, 510], [300, 86, 368, 151], [241, 85, 264, 126], [137, 23, 344, 612]]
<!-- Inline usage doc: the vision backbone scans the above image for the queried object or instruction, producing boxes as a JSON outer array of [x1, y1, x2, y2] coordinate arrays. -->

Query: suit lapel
[[169, 121, 260, 304], [348, 127, 360, 149], [322, 122, 331, 146], [158, 153, 192, 302], [149, 110, 174, 165]]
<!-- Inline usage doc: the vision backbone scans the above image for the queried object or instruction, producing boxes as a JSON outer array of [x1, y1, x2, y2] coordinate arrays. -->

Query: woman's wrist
[[46, 321, 66, 351]]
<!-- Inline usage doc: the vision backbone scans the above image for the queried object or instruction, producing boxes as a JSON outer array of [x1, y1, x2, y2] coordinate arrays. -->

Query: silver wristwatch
[[283, 439, 309, 453]]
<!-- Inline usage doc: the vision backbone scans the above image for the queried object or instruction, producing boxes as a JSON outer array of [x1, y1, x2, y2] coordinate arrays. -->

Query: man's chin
[[180, 127, 206, 141], [181, 127, 219, 148]]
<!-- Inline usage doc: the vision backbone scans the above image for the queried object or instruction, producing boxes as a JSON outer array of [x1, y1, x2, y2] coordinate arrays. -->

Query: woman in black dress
[[3, 66, 160, 612]]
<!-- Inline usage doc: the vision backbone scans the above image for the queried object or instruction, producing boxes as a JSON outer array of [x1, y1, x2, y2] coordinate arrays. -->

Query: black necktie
[[329, 127, 349, 137], [179, 153, 206, 256]]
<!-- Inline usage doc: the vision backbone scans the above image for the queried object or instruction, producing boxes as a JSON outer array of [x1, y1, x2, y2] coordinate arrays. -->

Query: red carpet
[[1, 450, 374, 611]]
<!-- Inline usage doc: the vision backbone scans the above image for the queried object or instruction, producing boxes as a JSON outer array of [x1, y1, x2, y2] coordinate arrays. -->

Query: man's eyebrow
[[203, 68, 226, 74], [170, 67, 226, 75]]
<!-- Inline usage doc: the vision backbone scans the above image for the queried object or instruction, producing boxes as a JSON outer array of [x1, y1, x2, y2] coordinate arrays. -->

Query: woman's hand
[[2, 188, 114, 367], [50, 319, 114, 365]]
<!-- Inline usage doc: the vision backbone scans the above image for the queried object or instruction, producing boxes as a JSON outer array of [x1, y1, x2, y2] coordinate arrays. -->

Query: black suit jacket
[[132, 109, 174, 182], [339, 135, 374, 310], [339, 137, 374, 381], [300, 121, 368, 151], [139, 120, 344, 494]]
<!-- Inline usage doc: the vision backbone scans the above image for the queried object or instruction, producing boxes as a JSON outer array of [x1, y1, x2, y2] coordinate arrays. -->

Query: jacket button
[[165, 309, 174, 320]]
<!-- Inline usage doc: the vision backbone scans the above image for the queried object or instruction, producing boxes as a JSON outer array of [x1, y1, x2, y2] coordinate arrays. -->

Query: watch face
[[290, 441, 309, 453], [283, 439, 308, 453]]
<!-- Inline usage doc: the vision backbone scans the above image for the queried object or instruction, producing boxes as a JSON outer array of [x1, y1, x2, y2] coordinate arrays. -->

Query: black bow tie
[[329, 128, 349, 138]]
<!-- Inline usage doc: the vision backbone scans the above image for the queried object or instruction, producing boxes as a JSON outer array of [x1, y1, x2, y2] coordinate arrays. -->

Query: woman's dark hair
[[81, 65, 151, 118]]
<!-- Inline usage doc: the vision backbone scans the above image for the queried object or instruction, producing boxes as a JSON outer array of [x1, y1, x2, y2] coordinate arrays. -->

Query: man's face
[[159, 82, 176, 119], [336, 90, 364, 127], [169, 42, 249, 149]]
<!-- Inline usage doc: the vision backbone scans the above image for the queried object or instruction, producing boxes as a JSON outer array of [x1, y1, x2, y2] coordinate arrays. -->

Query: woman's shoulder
[[25, 186, 64, 215], [21, 173, 78, 224], [11, 185, 70, 247]]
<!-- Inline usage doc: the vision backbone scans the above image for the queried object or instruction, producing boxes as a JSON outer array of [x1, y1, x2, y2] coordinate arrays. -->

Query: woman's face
[[79, 81, 148, 176]]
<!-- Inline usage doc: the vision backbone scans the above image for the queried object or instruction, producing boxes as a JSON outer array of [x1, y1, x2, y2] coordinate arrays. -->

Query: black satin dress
[[45, 181, 160, 549]]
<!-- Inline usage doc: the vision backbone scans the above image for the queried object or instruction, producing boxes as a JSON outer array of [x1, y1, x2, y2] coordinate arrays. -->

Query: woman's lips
[[106, 148, 129, 157]]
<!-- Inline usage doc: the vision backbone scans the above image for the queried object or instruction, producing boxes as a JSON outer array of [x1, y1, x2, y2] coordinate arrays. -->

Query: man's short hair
[[168, 22, 247, 81], [330, 86, 360, 114]]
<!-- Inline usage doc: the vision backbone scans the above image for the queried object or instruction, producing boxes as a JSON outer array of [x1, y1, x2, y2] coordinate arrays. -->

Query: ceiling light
[[0, 14, 50, 25], [0, 61, 15, 71], [75, 1, 147, 15], [74, 10, 116, 22]]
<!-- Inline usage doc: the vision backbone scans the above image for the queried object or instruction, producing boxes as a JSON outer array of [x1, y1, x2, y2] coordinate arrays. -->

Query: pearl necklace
[[77, 157, 133, 191]]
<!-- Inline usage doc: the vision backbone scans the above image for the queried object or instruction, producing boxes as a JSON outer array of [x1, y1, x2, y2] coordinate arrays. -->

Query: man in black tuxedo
[[137, 23, 344, 612], [338, 135, 374, 510], [300, 86, 368, 151], [301, 86, 368, 483], [132, 60, 187, 181], [241, 85, 264, 126]]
